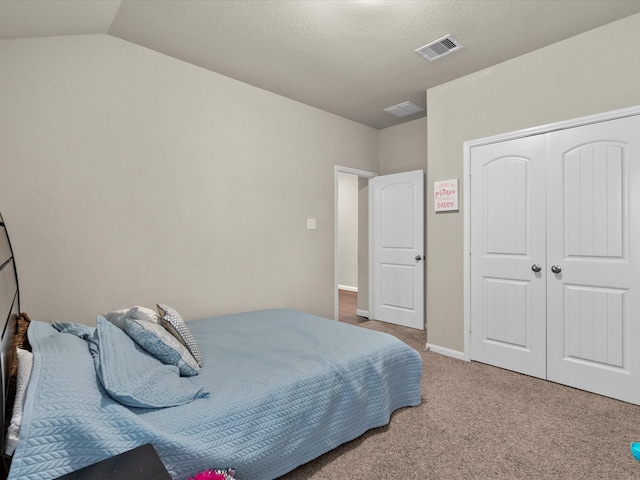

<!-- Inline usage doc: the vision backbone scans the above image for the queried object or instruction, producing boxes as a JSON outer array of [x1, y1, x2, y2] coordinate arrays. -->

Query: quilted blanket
[[9, 309, 422, 480]]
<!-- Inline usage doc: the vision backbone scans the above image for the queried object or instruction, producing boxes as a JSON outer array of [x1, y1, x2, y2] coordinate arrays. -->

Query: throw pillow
[[125, 318, 200, 376], [157, 304, 203, 367]]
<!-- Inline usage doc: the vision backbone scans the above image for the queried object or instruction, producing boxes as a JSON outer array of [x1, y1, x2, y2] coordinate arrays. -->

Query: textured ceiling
[[2, 0, 640, 129]]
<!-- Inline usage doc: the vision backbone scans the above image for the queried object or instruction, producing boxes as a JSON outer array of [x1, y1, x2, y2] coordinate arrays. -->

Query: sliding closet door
[[470, 135, 547, 379], [546, 115, 640, 404]]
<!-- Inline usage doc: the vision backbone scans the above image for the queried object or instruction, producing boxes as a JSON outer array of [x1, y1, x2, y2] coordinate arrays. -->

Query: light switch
[[307, 218, 317, 230]]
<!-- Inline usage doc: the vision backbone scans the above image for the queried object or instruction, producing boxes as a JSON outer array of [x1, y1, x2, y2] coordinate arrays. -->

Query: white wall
[[0, 34, 379, 324], [426, 12, 640, 353]]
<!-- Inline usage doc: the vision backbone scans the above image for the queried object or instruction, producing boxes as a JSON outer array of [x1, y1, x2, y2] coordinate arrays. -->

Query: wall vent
[[384, 101, 424, 118], [416, 35, 463, 62]]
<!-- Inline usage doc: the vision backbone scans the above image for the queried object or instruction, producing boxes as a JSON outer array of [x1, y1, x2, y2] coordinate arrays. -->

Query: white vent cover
[[384, 101, 424, 118], [416, 35, 463, 61]]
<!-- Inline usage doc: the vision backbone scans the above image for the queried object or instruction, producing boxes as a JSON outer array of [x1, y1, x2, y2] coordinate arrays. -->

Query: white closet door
[[470, 135, 547, 378], [546, 115, 640, 404]]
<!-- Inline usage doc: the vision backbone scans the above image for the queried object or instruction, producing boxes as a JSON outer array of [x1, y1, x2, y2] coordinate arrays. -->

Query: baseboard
[[425, 343, 466, 361], [338, 285, 358, 292], [356, 309, 369, 319]]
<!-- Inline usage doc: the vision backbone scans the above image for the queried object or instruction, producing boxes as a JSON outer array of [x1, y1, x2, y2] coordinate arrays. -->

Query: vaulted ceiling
[[2, 0, 640, 129]]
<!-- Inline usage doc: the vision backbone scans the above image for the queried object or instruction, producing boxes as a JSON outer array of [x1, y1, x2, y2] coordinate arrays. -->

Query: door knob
[[415, 255, 422, 261], [551, 265, 562, 274], [531, 264, 541, 272]]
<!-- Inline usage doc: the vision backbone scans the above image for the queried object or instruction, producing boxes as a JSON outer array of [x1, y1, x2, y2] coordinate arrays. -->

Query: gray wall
[[379, 118, 427, 175], [0, 34, 379, 324], [426, 12, 640, 353]]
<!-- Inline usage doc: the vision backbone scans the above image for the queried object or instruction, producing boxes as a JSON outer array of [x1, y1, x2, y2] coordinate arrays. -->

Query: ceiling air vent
[[384, 101, 424, 118], [416, 35, 463, 62]]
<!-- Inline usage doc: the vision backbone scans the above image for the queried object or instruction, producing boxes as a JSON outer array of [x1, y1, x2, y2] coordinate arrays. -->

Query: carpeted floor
[[279, 320, 640, 479]]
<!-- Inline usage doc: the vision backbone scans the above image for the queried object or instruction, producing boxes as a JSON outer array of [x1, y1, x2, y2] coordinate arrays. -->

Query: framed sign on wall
[[434, 179, 458, 212]]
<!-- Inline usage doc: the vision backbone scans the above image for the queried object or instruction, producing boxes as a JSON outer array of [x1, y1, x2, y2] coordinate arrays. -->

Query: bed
[[0, 212, 422, 480]]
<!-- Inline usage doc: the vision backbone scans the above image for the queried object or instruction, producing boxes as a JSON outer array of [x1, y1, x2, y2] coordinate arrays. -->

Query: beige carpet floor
[[279, 320, 640, 479]]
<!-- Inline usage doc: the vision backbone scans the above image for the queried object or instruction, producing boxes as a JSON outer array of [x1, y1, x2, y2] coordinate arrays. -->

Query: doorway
[[334, 166, 377, 322], [337, 172, 360, 324]]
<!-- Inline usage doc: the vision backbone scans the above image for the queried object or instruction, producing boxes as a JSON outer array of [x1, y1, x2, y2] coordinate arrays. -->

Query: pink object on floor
[[188, 469, 237, 480]]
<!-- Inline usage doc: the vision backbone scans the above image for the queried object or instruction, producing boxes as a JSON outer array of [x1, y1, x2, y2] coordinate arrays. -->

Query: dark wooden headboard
[[0, 212, 20, 457]]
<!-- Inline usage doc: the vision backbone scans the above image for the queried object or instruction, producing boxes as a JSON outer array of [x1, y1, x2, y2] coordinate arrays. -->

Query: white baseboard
[[338, 285, 358, 292], [356, 309, 369, 319], [425, 343, 466, 361]]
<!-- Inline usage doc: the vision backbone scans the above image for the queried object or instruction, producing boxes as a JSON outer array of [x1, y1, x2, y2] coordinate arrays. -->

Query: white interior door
[[370, 170, 424, 330], [546, 115, 640, 404], [470, 135, 547, 378]]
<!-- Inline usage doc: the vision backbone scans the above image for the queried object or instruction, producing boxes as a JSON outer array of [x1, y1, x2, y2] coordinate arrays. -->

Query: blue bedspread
[[9, 309, 422, 480]]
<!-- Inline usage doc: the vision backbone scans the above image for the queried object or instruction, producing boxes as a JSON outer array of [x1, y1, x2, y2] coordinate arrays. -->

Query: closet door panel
[[470, 135, 547, 379], [546, 115, 640, 404], [564, 144, 624, 258]]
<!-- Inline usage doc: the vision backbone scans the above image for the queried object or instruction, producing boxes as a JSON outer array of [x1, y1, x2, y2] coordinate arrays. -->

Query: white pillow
[[4, 348, 34, 455], [103, 306, 160, 330], [129, 306, 160, 323]]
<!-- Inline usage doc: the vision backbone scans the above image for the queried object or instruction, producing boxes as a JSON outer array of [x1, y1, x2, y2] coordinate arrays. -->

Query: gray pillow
[[125, 318, 200, 377]]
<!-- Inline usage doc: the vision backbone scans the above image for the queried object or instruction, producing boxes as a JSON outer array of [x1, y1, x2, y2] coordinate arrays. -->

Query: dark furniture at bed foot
[[53, 444, 171, 480]]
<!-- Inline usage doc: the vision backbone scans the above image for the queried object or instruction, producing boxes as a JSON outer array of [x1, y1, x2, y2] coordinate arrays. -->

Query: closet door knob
[[531, 264, 541, 273], [551, 265, 562, 274]]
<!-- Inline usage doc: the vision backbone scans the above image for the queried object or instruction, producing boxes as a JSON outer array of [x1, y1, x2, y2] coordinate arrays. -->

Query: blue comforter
[[9, 309, 422, 480]]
